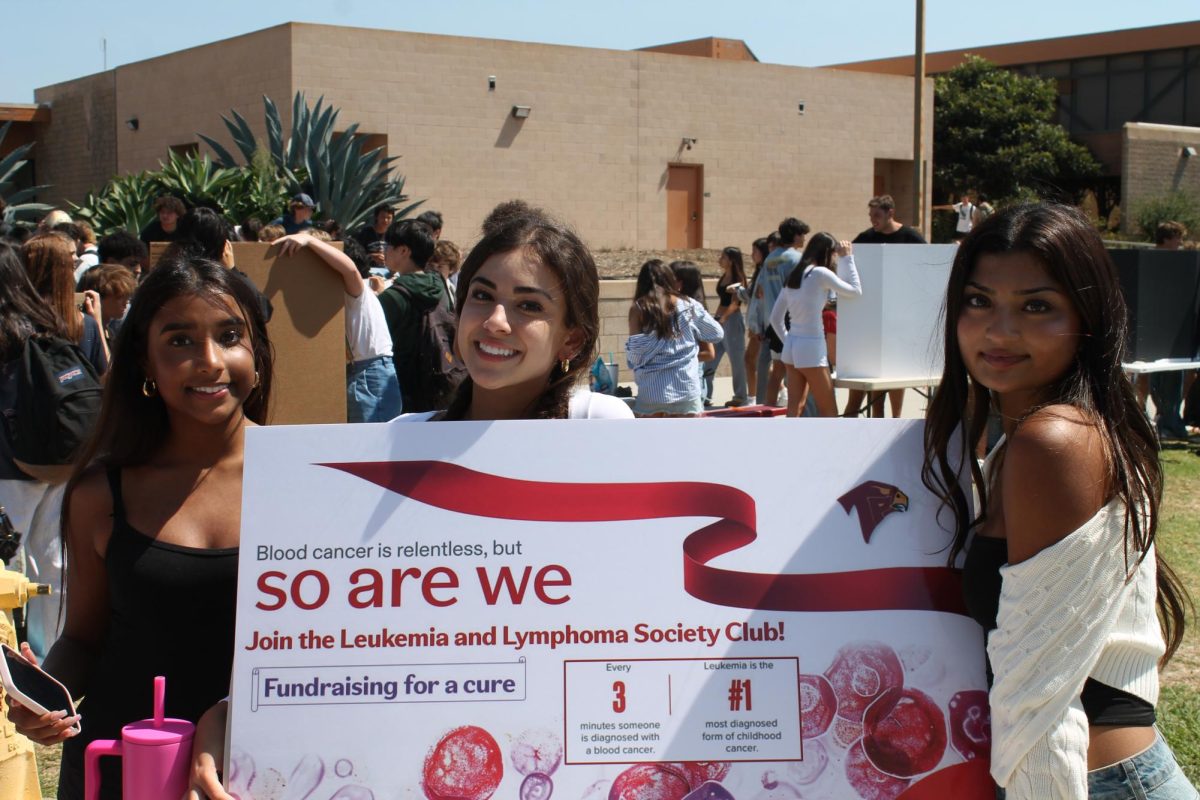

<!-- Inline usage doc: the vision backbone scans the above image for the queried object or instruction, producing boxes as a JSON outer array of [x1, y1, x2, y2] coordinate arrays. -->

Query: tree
[[934, 56, 1100, 206]]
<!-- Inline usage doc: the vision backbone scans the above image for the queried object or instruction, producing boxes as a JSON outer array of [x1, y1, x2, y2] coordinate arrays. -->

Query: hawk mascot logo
[[837, 481, 909, 543]]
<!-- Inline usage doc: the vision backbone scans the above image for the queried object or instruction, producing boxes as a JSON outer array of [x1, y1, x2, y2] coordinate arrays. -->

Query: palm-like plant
[[0, 121, 53, 222], [151, 150, 241, 212], [198, 93, 422, 231], [69, 172, 158, 235]]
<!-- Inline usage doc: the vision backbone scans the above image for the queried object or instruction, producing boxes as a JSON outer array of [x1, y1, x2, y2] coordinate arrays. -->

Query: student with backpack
[[0, 241, 102, 659], [376, 220, 465, 412]]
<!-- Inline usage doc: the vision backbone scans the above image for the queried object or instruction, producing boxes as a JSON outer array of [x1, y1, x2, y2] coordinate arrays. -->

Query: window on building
[[169, 142, 199, 157]]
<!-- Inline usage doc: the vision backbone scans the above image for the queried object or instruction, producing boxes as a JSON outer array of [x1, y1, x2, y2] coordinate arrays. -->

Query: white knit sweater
[[987, 499, 1163, 798]]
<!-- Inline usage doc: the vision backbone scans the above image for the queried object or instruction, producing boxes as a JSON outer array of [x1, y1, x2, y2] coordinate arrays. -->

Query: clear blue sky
[[2, 0, 1197, 102]]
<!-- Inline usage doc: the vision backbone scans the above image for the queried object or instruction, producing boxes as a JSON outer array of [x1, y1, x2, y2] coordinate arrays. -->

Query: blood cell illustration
[[608, 764, 691, 800], [281, 754, 324, 800], [679, 762, 731, 788], [862, 687, 947, 778], [948, 690, 992, 762], [681, 781, 735, 800], [328, 788, 374, 800], [520, 772, 554, 800], [823, 641, 904, 722], [845, 741, 911, 800], [798, 673, 837, 739], [422, 726, 504, 800], [829, 715, 864, 750], [511, 728, 564, 776], [787, 738, 829, 785], [750, 771, 802, 800]]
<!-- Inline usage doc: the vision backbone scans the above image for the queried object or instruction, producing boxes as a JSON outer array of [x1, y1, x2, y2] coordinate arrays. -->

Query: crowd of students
[[1, 191, 1197, 799]]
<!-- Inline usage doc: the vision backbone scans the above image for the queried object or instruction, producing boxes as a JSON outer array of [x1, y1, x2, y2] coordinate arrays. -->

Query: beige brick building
[[24, 23, 932, 249]]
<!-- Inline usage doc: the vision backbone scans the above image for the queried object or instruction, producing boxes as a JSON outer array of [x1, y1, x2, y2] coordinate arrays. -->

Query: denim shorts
[[1087, 731, 1197, 800], [998, 731, 1197, 799]]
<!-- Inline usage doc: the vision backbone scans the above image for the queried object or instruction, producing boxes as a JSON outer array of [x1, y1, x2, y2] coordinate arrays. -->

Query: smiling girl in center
[[410, 200, 632, 421]]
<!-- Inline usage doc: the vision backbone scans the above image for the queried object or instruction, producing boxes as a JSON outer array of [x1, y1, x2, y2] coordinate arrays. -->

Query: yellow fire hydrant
[[0, 568, 51, 800]]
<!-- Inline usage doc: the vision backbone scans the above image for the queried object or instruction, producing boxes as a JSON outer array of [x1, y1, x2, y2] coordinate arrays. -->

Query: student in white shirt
[[275, 233, 402, 422]]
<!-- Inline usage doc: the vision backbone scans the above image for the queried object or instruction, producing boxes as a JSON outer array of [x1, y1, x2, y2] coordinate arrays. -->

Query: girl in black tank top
[[5, 255, 274, 800]]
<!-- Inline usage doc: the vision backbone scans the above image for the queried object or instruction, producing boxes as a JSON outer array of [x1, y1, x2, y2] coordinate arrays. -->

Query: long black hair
[[442, 201, 599, 420], [670, 261, 706, 304], [0, 241, 66, 361], [921, 202, 1190, 663], [785, 232, 837, 290], [720, 247, 747, 291], [68, 254, 274, 474]]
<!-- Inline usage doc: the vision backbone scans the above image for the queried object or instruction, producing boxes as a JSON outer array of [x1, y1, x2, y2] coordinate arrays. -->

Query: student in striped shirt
[[626, 259, 724, 417]]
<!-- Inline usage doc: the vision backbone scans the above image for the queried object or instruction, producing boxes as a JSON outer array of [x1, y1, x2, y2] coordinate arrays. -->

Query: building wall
[[33, 72, 117, 207], [1121, 122, 1200, 234], [289, 23, 932, 250], [112, 26, 293, 179], [33, 26, 293, 208], [33, 22, 932, 249]]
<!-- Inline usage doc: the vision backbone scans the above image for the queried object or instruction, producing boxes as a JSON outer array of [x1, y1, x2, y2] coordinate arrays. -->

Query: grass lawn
[[27, 446, 1200, 797], [1156, 442, 1200, 785]]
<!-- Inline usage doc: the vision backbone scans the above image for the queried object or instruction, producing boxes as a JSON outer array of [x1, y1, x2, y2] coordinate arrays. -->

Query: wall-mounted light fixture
[[488, 75, 496, 91], [1182, 146, 1197, 157], [682, 137, 697, 150], [511, 105, 531, 119], [125, 117, 139, 131], [797, 100, 806, 116]]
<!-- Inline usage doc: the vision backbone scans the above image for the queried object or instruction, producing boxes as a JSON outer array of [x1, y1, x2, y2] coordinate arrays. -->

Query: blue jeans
[[1151, 371, 1187, 437], [1088, 731, 1197, 799], [704, 311, 748, 402], [997, 730, 1196, 799], [347, 355, 402, 423]]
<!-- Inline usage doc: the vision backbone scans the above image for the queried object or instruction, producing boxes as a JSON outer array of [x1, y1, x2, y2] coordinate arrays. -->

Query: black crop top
[[962, 534, 1155, 727]]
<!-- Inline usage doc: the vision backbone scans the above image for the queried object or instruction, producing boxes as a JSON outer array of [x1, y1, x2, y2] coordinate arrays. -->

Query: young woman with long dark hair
[[922, 204, 1195, 799], [22, 232, 108, 374], [702, 246, 749, 407], [768, 232, 860, 417], [743, 237, 771, 405], [627, 259, 723, 417], [436, 201, 631, 421], [6, 254, 274, 800]]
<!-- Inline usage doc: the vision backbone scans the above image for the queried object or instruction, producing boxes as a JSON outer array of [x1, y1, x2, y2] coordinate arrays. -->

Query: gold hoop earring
[[141, 379, 157, 397], [253, 371, 261, 389], [560, 359, 571, 374]]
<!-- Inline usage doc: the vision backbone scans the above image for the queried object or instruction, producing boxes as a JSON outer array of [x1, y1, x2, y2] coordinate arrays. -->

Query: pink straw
[[153, 676, 165, 728]]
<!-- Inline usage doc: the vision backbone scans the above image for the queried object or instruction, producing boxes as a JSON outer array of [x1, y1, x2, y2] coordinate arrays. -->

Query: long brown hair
[[922, 203, 1191, 663], [22, 233, 82, 342], [632, 259, 683, 339], [442, 201, 599, 420], [0, 241, 66, 360]]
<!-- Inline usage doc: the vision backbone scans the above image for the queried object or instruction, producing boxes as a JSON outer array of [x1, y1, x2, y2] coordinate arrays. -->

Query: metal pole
[[913, 0, 926, 236]]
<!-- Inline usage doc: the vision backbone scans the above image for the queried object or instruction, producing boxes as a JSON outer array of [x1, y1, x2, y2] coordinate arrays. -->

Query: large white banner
[[230, 419, 993, 800]]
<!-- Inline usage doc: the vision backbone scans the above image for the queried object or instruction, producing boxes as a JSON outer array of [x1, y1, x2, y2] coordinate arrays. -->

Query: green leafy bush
[[0, 121, 52, 222], [69, 172, 158, 235], [1131, 190, 1200, 241]]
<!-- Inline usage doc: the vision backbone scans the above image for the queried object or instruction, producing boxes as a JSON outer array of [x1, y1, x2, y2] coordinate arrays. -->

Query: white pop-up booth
[[836, 244, 957, 382]]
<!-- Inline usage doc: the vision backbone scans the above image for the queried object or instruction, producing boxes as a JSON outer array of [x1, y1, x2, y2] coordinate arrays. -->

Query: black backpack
[[393, 285, 467, 412], [6, 336, 103, 474]]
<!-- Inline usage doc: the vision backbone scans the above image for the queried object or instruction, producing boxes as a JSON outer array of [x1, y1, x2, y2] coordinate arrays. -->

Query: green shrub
[[1131, 190, 1200, 241]]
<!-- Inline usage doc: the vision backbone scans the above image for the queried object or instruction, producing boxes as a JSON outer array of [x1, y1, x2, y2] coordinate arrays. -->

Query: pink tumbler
[[84, 676, 195, 800]]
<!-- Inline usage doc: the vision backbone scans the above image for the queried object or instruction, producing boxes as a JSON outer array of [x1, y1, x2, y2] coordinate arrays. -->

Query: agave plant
[[0, 121, 53, 223], [69, 172, 158, 236], [151, 149, 241, 213], [198, 93, 422, 231]]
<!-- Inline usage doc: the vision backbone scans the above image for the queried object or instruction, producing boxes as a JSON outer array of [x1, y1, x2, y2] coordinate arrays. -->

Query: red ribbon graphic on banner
[[320, 460, 966, 616]]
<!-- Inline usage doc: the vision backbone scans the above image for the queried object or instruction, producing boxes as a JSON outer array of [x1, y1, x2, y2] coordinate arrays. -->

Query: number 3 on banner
[[612, 680, 626, 713]]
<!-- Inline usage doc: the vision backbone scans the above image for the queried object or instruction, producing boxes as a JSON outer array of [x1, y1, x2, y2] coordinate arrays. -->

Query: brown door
[[666, 164, 703, 249]]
